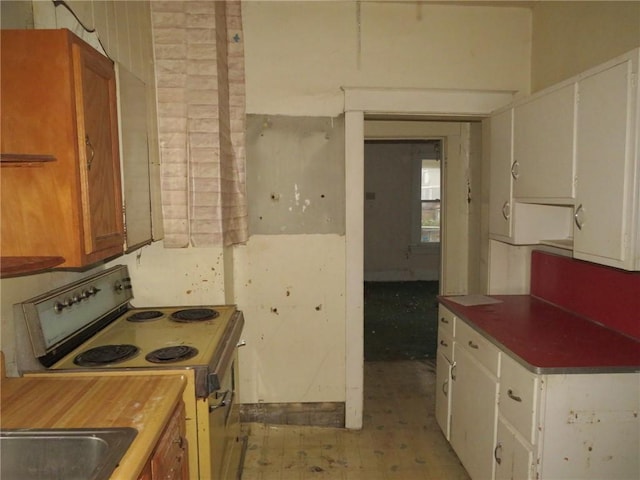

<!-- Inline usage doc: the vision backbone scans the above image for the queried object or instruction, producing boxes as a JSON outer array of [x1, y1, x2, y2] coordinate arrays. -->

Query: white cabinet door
[[489, 108, 514, 241], [513, 83, 576, 203], [435, 348, 453, 440], [117, 64, 153, 252], [495, 418, 534, 480], [450, 345, 499, 480], [488, 107, 573, 246], [574, 52, 639, 270]]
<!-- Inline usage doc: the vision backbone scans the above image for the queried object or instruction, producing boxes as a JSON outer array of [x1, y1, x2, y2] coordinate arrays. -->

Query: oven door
[[208, 352, 242, 479]]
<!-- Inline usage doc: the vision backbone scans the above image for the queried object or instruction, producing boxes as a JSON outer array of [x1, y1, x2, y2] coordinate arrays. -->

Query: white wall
[[0, 1, 532, 403], [232, 235, 346, 403], [237, 1, 531, 407], [243, 1, 532, 116], [531, 1, 640, 92]]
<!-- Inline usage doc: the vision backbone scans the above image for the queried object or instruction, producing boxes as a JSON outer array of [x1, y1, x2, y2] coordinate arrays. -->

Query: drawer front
[[437, 327, 454, 362], [499, 354, 538, 443], [438, 305, 455, 336], [455, 319, 500, 376]]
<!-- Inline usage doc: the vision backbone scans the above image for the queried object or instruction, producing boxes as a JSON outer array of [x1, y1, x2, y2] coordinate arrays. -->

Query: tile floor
[[240, 360, 470, 479]]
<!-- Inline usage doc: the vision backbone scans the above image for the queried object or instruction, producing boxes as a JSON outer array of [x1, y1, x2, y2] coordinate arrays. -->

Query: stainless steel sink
[[0, 427, 137, 480]]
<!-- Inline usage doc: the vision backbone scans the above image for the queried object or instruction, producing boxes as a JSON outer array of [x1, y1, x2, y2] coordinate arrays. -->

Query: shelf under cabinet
[[539, 238, 573, 250], [0, 256, 66, 278]]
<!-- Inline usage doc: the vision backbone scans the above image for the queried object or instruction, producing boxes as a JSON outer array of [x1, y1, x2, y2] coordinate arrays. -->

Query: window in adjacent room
[[420, 155, 441, 243]]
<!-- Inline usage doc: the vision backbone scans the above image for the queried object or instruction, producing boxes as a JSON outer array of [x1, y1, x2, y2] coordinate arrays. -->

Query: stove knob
[[114, 280, 132, 292], [87, 286, 100, 296], [54, 301, 65, 313]]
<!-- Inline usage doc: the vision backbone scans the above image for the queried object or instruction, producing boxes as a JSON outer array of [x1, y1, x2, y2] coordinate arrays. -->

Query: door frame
[[343, 87, 514, 429]]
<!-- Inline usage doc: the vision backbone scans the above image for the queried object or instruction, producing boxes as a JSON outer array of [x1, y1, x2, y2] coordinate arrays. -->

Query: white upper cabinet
[[573, 50, 639, 270], [116, 64, 153, 252], [488, 109, 573, 246], [513, 83, 577, 203], [488, 48, 640, 269], [488, 109, 515, 240]]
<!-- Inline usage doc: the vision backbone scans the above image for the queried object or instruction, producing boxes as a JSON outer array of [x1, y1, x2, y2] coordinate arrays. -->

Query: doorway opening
[[343, 88, 513, 429], [363, 138, 443, 362]]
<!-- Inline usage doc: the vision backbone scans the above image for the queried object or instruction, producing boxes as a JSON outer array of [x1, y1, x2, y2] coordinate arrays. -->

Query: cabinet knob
[[468, 340, 479, 350], [440, 317, 449, 324]]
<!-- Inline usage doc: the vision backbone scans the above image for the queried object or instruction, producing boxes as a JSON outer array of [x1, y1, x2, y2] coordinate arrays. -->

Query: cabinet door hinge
[[122, 203, 127, 238]]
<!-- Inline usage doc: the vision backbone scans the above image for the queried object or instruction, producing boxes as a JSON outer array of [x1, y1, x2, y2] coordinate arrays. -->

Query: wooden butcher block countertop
[[0, 363, 186, 480]]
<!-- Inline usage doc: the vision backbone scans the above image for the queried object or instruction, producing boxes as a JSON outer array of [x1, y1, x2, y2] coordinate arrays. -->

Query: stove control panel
[[16, 265, 134, 355]]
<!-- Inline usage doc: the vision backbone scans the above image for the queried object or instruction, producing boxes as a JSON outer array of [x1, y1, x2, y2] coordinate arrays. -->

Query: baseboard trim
[[239, 402, 345, 428]]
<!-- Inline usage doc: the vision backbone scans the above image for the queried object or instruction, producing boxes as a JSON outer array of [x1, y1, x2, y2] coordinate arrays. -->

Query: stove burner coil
[[170, 308, 219, 322], [73, 344, 140, 366], [127, 310, 164, 322], [145, 346, 199, 364]]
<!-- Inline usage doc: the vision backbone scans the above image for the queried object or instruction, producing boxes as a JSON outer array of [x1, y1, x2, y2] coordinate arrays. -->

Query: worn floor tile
[[241, 361, 470, 480]]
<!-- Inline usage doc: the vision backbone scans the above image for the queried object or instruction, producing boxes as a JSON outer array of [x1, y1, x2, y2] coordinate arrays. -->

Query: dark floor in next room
[[364, 281, 440, 361]]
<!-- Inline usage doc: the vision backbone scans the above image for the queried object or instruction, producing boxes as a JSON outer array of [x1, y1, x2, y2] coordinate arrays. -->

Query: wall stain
[[315, 305, 322, 311], [271, 307, 279, 315]]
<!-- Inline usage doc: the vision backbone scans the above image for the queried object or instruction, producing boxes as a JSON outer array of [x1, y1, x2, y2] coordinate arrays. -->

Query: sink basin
[[0, 427, 137, 480]]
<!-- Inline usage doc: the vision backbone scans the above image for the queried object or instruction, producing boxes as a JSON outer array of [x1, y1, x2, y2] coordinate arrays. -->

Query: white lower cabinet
[[435, 328, 454, 440], [450, 342, 499, 480], [436, 306, 640, 480], [495, 418, 534, 480]]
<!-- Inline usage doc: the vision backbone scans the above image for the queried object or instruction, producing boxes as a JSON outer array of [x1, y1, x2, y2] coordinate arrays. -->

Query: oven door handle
[[209, 389, 232, 413]]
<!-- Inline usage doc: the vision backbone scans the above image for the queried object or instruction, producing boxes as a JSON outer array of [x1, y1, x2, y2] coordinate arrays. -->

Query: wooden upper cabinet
[[1, 29, 123, 269]]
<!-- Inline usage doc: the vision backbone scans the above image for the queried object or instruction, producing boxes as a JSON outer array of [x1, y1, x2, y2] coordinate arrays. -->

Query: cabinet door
[[117, 65, 153, 252], [488, 109, 514, 240], [495, 418, 534, 480], [435, 346, 453, 439], [73, 40, 124, 258], [151, 402, 189, 480], [513, 83, 576, 203], [574, 55, 637, 269], [450, 345, 499, 480]]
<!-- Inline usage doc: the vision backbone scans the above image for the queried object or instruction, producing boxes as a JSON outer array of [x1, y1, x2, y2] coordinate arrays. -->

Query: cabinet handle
[[468, 340, 479, 349], [501, 201, 511, 220], [574, 204, 584, 230], [440, 317, 449, 324], [439, 339, 449, 348], [507, 389, 522, 402], [510, 160, 520, 179], [85, 135, 95, 170], [442, 379, 449, 397], [451, 362, 457, 381], [494, 442, 503, 465]]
